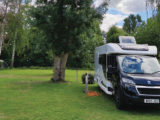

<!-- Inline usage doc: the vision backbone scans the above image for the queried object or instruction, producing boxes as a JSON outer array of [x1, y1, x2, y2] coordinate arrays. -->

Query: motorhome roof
[[95, 43, 157, 56]]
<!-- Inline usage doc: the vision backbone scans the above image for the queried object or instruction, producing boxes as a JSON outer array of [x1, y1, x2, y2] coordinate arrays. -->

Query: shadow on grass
[[14, 80, 52, 85], [13, 80, 73, 86], [125, 105, 160, 114]]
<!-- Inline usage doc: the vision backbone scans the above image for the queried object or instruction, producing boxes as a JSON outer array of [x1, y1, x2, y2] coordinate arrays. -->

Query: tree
[[30, 0, 109, 82], [123, 14, 142, 34], [156, 5, 160, 31], [135, 15, 160, 57], [6, 1, 30, 68], [67, 20, 104, 69], [106, 26, 127, 43], [146, 0, 160, 18], [9, 0, 23, 68], [0, 0, 30, 67], [0, 0, 9, 55]]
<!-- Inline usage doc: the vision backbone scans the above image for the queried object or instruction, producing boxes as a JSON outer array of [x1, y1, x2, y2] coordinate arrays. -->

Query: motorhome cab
[[94, 36, 160, 109]]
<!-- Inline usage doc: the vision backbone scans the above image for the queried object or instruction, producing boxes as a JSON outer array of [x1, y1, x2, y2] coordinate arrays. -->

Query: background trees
[[135, 6, 160, 57], [0, 0, 30, 67], [146, 0, 160, 18], [106, 26, 127, 43], [123, 14, 143, 34], [0, 0, 9, 55]]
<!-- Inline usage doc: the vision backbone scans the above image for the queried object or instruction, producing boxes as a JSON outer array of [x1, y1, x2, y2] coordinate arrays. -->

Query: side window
[[107, 55, 117, 81], [99, 54, 107, 74], [99, 54, 106, 65], [107, 55, 117, 72]]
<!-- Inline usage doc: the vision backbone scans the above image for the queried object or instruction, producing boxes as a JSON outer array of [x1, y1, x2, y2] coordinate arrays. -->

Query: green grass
[[0, 69, 160, 120]]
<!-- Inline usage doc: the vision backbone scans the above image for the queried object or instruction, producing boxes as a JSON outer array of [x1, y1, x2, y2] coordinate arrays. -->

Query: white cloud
[[98, 0, 147, 32], [93, 0, 105, 8], [117, 25, 123, 29], [100, 13, 127, 32], [31, 0, 36, 5], [110, 0, 146, 14]]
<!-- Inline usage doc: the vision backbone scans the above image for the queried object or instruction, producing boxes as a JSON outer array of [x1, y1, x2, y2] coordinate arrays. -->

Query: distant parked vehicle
[[0, 60, 8, 69], [94, 36, 160, 109], [82, 73, 94, 84]]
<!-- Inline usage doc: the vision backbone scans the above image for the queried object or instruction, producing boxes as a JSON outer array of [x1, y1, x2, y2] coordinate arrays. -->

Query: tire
[[115, 88, 126, 109]]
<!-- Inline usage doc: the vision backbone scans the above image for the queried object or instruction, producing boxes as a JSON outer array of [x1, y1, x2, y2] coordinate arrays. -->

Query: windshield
[[118, 55, 160, 74]]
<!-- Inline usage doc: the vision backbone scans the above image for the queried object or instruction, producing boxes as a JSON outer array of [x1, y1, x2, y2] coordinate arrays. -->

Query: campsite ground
[[0, 69, 160, 120]]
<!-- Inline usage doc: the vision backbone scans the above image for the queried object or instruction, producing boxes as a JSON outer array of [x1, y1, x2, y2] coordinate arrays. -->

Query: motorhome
[[94, 36, 160, 109]]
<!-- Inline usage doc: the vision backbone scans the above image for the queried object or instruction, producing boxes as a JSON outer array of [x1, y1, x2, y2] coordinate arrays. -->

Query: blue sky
[[105, 8, 152, 30], [97, 0, 153, 32]]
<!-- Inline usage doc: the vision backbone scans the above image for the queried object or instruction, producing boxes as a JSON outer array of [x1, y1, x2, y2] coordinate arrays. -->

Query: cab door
[[99, 54, 113, 95]]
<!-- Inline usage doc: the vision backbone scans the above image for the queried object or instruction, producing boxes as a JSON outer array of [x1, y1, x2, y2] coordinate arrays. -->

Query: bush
[[82, 73, 94, 84]]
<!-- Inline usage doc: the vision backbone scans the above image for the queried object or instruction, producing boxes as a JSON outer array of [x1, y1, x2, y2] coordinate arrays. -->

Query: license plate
[[144, 99, 159, 104]]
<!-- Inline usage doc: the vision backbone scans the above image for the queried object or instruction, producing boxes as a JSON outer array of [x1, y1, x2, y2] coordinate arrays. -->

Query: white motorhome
[[94, 36, 160, 109]]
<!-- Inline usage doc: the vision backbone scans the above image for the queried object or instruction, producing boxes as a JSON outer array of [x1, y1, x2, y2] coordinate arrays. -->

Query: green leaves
[[135, 7, 160, 57], [123, 14, 143, 34], [135, 18, 160, 52], [107, 26, 127, 43], [30, 0, 107, 56]]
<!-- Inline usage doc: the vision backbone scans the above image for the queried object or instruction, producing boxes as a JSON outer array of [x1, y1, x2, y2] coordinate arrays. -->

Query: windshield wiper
[[151, 71, 160, 74], [128, 73, 144, 74], [123, 71, 144, 74]]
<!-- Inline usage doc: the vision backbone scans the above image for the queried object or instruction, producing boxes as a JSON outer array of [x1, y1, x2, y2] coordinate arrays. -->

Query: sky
[[97, 0, 152, 32]]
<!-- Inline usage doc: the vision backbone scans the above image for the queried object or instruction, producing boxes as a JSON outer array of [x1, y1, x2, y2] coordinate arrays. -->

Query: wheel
[[115, 88, 126, 109]]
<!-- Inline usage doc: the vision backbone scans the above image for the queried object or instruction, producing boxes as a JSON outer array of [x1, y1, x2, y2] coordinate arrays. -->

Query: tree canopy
[[30, 0, 105, 56], [106, 26, 127, 43], [123, 14, 143, 34], [135, 6, 160, 57]]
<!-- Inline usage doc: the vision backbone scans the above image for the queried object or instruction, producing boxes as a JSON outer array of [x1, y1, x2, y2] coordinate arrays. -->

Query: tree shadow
[[13, 80, 73, 86], [14, 80, 52, 85]]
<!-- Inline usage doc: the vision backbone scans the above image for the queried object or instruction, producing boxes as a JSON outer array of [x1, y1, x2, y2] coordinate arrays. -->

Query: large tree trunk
[[52, 53, 68, 82], [53, 56, 61, 81], [59, 53, 68, 81]]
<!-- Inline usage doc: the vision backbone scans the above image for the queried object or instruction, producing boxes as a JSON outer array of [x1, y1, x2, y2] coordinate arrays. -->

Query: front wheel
[[115, 88, 126, 109]]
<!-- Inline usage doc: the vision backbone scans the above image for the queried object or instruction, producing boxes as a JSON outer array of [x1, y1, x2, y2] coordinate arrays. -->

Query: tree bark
[[59, 53, 68, 81], [52, 53, 68, 82], [53, 56, 61, 81]]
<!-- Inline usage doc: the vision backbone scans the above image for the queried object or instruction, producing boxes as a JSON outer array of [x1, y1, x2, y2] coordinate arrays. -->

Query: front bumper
[[121, 83, 160, 105]]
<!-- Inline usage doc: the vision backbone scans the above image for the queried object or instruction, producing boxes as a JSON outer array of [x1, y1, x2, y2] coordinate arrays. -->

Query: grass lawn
[[0, 69, 160, 120]]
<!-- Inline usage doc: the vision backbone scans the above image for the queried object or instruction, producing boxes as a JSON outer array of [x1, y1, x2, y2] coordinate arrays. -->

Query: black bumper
[[121, 83, 160, 105]]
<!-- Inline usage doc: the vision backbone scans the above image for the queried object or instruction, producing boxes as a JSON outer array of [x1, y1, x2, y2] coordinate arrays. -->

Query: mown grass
[[0, 69, 160, 120]]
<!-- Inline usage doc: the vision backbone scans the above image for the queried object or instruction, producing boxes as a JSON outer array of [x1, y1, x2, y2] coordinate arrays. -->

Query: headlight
[[122, 78, 135, 85]]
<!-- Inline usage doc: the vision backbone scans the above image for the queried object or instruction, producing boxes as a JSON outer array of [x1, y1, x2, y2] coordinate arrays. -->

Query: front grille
[[138, 88, 160, 95]]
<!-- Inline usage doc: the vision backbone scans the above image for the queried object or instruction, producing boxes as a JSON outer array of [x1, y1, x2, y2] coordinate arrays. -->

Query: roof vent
[[119, 36, 136, 44], [119, 44, 149, 51]]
